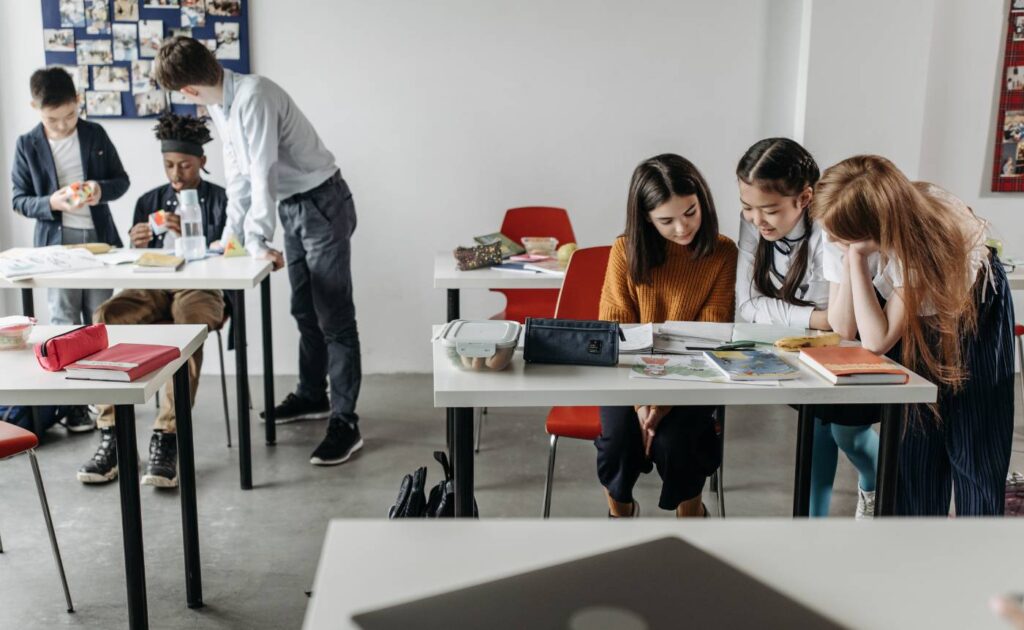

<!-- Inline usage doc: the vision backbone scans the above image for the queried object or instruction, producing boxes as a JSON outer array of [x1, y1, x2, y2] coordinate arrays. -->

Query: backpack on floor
[[387, 451, 479, 518], [0, 406, 66, 438]]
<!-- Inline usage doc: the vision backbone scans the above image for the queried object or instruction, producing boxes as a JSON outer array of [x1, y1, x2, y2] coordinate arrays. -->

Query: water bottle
[[178, 189, 207, 261]]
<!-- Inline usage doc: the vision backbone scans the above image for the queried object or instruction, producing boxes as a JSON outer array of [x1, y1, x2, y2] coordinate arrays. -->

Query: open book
[[0, 246, 103, 280]]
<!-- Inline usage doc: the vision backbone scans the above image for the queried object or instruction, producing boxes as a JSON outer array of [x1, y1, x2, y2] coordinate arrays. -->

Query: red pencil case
[[34, 324, 109, 372]]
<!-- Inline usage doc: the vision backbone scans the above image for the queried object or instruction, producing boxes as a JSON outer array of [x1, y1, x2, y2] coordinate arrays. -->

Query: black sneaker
[[77, 427, 117, 483], [141, 431, 178, 488], [61, 406, 96, 433], [260, 393, 330, 424], [310, 420, 363, 466]]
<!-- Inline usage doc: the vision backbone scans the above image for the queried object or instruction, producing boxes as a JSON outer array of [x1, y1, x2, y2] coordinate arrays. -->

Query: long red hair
[[811, 155, 979, 391]]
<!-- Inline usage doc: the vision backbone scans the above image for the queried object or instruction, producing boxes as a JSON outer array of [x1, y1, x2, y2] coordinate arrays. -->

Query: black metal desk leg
[[232, 290, 252, 490], [792, 405, 815, 517], [875, 404, 901, 516], [447, 289, 459, 322], [113, 405, 148, 630], [261, 277, 276, 445], [451, 407, 475, 517], [444, 290, 459, 455], [173, 365, 203, 608], [21, 288, 34, 318]]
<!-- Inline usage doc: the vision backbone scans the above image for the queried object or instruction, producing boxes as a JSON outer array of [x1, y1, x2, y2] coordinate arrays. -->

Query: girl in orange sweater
[[597, 154, 737, 518]]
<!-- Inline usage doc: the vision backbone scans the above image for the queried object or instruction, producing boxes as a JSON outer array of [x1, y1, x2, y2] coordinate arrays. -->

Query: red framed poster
[[993, 0, 1024, 191]]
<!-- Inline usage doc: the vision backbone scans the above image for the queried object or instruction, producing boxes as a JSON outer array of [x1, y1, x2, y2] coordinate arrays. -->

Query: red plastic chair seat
[[0, 422, 39, 459], [1015, 323, 1024, 337], [491, 289, 559, 324], [545, 406, 602, 440]]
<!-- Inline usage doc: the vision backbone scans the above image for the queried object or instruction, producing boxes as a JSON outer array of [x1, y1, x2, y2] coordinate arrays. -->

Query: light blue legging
[[810, 419, 879, 517]]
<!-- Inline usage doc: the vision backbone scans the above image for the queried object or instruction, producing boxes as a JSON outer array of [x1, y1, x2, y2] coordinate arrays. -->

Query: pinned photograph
[[86, 90, 122, 116], [86, 0, 111, 35], [1016, 15, 1024, 41], [170, 27, 192, 39], [43, 29, 75, 52], [76, 39, 113, 65], [139, 19, 163, 58], [1004, 110, 1024, 143], [207, 0, 240, 17], [60, 0, 86, 28], [131, 59, 157, 93], [143, 0, 179, 7], [1016, 0, 1024, 11], [55, 65, 90, 92], [181, 0, 206, 27], [135, 90, 169, 116], [113, 0, 138, 20], [1009, 67, 1024, 91], [113, 23, 138, 61], [202, 38, 216, 52], [93, 65, 130, 92], [1003, 143, 1023, 177], [215, 21, 241, 59]]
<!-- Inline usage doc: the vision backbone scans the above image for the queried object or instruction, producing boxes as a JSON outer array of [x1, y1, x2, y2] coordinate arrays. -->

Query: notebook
[[703, 349, 800, 381], [351, 537, 844, 629], [800, 346, 909, 385], [64, 343, 180, 382]]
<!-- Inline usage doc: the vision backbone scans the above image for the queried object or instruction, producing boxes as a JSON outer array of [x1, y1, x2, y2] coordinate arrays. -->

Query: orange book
[[799, 346, 909, 385]]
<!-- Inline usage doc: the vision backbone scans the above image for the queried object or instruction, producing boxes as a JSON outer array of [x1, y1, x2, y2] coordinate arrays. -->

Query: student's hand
[[991, 594, 1024, 629], [847, 240, 879, 257], [49, 188, 74, 212], [637, 405, 670, 458], [165, 213, 182, 236], [262, 248, 285, 271], [84, 181, 102, 206], [129, 223, 153, 248], [809, 309, 832, 331]]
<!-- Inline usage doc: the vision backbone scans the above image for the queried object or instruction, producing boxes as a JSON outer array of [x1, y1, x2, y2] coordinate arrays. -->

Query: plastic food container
[[0, 316, 35, 351], [438, 319, 521, 371], [521, 237, 559, 257]]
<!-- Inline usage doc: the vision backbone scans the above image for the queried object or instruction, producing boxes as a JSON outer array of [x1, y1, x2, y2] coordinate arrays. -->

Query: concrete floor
[[1, 373, 1022, 629]]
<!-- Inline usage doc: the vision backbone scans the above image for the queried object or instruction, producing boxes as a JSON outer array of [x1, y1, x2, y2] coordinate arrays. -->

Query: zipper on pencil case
[[39, 325, 87, 357]]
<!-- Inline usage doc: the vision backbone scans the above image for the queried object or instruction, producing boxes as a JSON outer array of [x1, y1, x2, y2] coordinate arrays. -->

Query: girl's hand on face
[[848, 240, 879, 256]]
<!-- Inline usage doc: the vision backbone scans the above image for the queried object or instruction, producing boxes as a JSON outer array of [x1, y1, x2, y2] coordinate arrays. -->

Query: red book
[[799, 346, 909, 385], [64, 343, 181, 382]]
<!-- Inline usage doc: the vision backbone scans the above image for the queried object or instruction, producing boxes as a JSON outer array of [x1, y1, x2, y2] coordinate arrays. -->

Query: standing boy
[[11, 67, 130, 432], [153, 37, 364, 466]]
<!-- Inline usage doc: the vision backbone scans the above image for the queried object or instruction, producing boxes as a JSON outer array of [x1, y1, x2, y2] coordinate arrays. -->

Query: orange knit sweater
[[599, 234, 738, 325]]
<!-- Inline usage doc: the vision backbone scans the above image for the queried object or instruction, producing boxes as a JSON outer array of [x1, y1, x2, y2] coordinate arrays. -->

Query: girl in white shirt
[[736, 138, 880, 518], [813, 155, 1014, 516]]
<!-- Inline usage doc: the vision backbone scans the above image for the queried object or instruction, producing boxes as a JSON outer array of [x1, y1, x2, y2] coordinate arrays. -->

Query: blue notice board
[[39, 0, 250, 119]]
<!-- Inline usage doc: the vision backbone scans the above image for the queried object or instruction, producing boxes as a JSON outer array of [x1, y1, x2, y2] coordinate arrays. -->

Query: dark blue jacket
[[11, 120, 129, 248], [132, 180, 228, 248]]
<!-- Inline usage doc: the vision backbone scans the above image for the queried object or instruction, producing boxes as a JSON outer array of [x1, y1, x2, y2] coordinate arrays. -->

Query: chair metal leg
[[542, 435, 559, 518], [1016, 335, 1024, 419], [28, 450, 74, 613], [716, 406, 726, 518], [474, 409, 484, 454], [216, 329, 232, 447], [0, 523, 4, 552]]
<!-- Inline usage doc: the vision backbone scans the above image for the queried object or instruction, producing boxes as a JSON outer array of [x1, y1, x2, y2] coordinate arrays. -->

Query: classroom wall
[[0, 1, 1020, 376]]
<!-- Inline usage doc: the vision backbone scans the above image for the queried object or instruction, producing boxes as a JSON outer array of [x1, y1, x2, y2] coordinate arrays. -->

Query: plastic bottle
[[178, 189, 207, 261]]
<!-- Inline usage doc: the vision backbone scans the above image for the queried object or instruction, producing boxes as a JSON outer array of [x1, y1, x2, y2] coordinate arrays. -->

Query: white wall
[[0, 0, 770, 374]]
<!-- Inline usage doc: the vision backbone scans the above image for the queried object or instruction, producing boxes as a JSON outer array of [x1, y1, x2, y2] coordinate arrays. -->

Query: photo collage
[[42, 0, 247, 119], [995, 1, 1024, 190]]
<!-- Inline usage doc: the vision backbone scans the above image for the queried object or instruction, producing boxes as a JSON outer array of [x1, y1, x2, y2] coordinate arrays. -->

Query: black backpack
[[388, 451, 478, 518]]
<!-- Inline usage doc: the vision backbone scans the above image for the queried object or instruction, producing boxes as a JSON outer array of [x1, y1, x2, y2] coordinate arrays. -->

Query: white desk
[[0, 325, 207, 630], [433, 252, 563, 320], [0, 255, 276, 490], [304, 519, 1024, 630], [431, 328, 938, 517], [1007, 268, 1024, 291]]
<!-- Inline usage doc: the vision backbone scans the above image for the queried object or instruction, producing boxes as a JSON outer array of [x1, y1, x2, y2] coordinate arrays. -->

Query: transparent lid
[[178, 189, 199, 206], [438, 320, 521, 349]]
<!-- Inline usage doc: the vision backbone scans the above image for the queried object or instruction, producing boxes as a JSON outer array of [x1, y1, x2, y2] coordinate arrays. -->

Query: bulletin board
[[993, 0, 1024, 191], [39, 0, 250, 119]]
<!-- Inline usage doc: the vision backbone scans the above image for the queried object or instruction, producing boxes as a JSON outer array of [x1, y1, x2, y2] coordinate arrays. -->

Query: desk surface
[[433, 252, 564, 290], [0, 255, 271, 290], [432, 327, 937, 407], [304, 519, 1024, 630], [1007, 268, 1024, 291], [0, 324, 206, 405]]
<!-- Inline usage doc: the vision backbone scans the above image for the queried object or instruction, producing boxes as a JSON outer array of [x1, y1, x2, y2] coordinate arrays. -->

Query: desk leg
[[792, 405, 815, 517], [444, 289, 459, 454], [113, 405, 148, 630], [875, 404, 901, 516], [451, 407, 475, 517], [21, 287, 34, 318], [261, 277, 276, 445], [173, 365, 203, 608], [447, 289, 459, 322], [232, 290, 252, 490]]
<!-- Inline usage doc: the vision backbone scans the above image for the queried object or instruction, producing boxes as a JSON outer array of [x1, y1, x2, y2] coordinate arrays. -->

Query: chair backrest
[[554, 246, 612, 320], [500, 207, 577, 248]]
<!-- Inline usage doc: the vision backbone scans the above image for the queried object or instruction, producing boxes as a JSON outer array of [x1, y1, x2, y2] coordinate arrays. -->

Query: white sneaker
[[855, 487, 876, 520]]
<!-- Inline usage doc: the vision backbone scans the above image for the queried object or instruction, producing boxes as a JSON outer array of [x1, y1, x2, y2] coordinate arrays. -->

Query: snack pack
[[66, 181, 96, 207], [149, 210, 170, 235]]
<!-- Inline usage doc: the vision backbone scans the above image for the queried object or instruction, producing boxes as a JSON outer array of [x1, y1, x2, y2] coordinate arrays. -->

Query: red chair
[[0, 421, 74, 612], [490, 206, 577, 323]]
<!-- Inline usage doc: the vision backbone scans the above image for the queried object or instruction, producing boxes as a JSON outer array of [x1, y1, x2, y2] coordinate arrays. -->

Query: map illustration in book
[[703, 350, 799, 381]]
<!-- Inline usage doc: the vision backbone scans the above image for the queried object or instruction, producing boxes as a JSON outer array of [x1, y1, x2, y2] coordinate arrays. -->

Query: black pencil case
[[522, 318, 622, 367]]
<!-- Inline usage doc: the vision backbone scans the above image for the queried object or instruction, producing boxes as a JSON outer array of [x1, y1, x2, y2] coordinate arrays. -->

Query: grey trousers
[[279, 172, 362, 426], [48, 226, 113, 325]]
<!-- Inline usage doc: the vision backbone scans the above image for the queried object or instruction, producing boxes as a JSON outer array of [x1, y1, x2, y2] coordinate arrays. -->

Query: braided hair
[[736, 138, 820, 307]]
